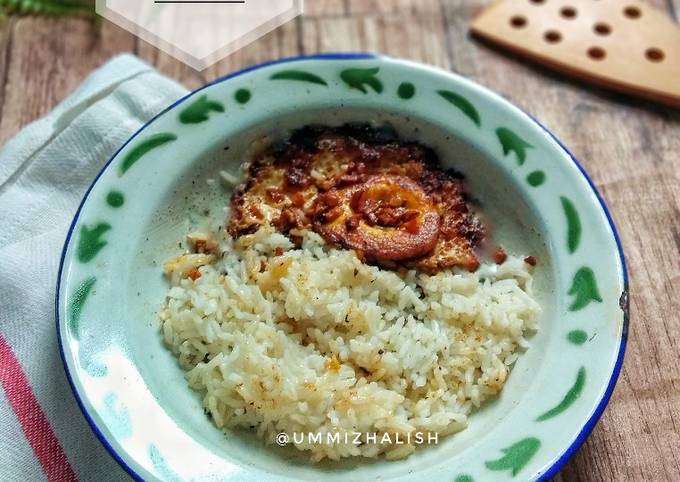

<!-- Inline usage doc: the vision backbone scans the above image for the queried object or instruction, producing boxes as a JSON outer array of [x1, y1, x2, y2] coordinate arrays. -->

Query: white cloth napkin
[[0, 54, 188, 481]]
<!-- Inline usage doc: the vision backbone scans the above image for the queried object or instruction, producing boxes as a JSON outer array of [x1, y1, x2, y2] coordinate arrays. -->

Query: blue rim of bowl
[[55, 52, 629, 482]]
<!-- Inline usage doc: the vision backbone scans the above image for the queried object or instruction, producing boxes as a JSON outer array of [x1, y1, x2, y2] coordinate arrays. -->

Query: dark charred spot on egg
[[228, 124, 486, 272]]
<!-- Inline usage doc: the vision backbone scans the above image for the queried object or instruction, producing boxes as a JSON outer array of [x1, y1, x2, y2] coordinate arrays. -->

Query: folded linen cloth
[[0, 54, 188, 481]]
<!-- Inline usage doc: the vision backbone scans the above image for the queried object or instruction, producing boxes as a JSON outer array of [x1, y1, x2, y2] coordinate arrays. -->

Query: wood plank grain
[[347, 0, 441, 15], [0, 17, 14, 118], [441, 1, 680, 480], [470, 0, 680, 107], [0, 2, 678, 480], [303, 0, 347, 17], [302, 13, 450, 69], [0, 18, 134, 145]]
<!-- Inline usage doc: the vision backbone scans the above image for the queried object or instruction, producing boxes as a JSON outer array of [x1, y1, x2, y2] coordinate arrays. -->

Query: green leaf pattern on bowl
[[59, 57, 626, 482]]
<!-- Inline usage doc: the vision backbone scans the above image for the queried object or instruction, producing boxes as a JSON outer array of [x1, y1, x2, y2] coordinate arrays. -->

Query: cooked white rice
[[159, 227, 540, 461]]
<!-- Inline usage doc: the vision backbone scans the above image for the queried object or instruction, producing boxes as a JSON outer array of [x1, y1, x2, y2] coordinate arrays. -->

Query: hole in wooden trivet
[[529, 0, 545, 4], [510, 15, 528, 28], [560, 6, 577, 19], [544, 30, 562, 43], [594, 22, 611, 35], [645, 48, 665, 62], [588, 46, 606, 60], [624, 6, 641, 18]]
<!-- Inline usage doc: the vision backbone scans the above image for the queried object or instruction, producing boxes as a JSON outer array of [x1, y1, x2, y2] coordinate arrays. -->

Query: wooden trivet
[[470, 0, 680, 107]]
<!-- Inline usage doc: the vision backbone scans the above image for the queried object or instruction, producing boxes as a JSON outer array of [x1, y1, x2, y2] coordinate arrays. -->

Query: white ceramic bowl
[[57, 54, 628, 482]]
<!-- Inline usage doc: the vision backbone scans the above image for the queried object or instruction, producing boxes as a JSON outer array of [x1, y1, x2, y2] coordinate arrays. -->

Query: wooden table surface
[[1, 1, 679, 480]]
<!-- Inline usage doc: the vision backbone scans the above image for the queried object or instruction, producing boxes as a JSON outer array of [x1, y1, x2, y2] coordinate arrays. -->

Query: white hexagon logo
[[96, 0, 303, 70]]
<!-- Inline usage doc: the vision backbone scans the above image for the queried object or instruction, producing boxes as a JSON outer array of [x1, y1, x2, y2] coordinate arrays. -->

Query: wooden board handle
[[470, 0, 680, 107]]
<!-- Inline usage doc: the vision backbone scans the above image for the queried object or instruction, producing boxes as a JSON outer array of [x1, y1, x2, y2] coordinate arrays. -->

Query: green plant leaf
[[437, 90, 481, 126], [568, 267, 603, 311], [496, 127, 533, 165], [1, 0, 94, 16], [485, 437, 541, 477], [340, 67, 383, 94]]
